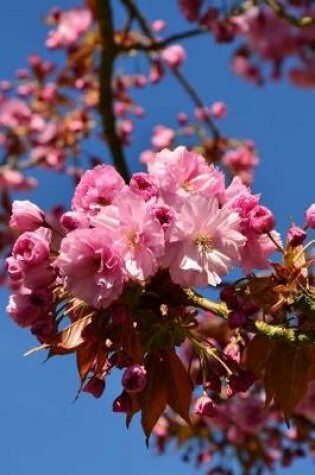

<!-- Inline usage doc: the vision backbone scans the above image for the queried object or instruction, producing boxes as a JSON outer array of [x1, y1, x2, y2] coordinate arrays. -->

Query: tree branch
[[96, 0, 130, 181], [119, 27, 206, 52], [120, 0, 220, 141]]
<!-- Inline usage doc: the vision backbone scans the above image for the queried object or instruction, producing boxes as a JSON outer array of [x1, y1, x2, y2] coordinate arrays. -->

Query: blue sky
[[1, 1, 315, 474]]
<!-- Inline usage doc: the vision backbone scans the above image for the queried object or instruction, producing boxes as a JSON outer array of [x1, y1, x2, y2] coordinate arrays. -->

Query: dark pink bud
[[112, 391, 132, 413], [83, 377, 105, 398], [210, 101, 227, 119], [287, 226, 306, 247], [250, 205, 275, 234], [122, 364, 146, 393], [194, 395, 217, 418]]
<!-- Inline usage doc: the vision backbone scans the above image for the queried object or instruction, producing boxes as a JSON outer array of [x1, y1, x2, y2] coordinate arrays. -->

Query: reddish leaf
[[76, 342, 96, 383], [165, 349, 192, 424], [49, 315, 93, 355], [141, 353, 168, 440], [264, 342, 313, 418], [126, 393, 142, 429], [241, 335, 274, 377]]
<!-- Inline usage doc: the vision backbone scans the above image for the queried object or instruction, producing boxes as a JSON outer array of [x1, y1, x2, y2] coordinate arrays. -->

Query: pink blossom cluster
[[6, 147, 278, 332], [45, 7, 93, 50], [178, 1, 315, 87]]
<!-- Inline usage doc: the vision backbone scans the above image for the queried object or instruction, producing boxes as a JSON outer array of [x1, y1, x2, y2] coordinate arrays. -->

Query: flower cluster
[[7, 147, 277, 319]]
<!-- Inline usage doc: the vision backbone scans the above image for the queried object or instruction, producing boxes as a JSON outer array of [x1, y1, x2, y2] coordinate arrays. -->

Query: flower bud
[[305, 204, 315, 229], [249, 205, 275, 234], [194, 395, 217, 418], [287, 225, 306, 247], [10, 200, 44, 232], [122, 364, 146, 393]]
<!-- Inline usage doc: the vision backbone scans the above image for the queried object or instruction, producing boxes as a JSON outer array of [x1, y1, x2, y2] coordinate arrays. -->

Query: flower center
[[126, 231, 140, 247], [195, 234, 213, 250], [181, 180, 193, 192]]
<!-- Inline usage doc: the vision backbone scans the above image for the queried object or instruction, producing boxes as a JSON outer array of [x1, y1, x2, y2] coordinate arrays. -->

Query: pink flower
[[0, 170, 37, 191], [60, 211, 89, 232], [10, 200, 44, 232], [0, 98, 31, 128], [147, 146, 224, 206], [287, 226, 306, 247], [161, 44, 186, 68], [122, 365, 147, 393], [46, 8, 92, 49], [249, 205, 275, 234], [151, 19, 166, 32], [13, 231, 50, 269], [210, 101, 227, 119], [129, 172, 158, 201], [194, 395, 217, 417], [165, 195, 246, 287], [7, 289, 50, 327], [72, 164, 125, 214], [55, 228, 127, 309], [151, 125, 175, 150], [93, 192, 165, 281], [305, 204, 315, 229], [240, 231, 280, 273]]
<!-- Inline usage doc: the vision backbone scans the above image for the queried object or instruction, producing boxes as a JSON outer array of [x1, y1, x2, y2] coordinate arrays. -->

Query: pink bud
[[177, 112, 188, 125], [287, 226, 306, 247], [10, 200, 45, 232], [122, 364, 146, 393], [210, 101, 227, 119], [249, 205, 275, 234], [151, 19, 166, 32], [194, 395, 217, 418], [305, 204, 315, 229], [161, 45, 186, 69], [83, 377, 105, 398]]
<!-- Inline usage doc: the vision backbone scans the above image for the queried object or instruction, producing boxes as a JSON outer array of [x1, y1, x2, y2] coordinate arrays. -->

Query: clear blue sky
[[1, 1, 315, 474]]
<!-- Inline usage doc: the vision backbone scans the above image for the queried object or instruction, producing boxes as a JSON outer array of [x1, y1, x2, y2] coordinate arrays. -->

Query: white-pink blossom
[[164, 195, 246, 287]]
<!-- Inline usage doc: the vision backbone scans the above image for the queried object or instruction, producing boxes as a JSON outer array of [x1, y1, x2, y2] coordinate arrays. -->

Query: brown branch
[[172, 68, 220, 141], [96, 0, 130, 181], [119, 27, 206, 52], [120, 0, 220, 141]]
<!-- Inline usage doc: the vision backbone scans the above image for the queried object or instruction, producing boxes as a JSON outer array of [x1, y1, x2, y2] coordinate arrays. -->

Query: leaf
[[126, 393, 141, 429], [164, 349, 192, 424], [141, 353, 168, 440], [241, 335, 274, 377], [49, 315, 93, 355], [264, 342, 313, 418], [76, 342, 96, 383]]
